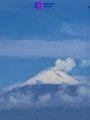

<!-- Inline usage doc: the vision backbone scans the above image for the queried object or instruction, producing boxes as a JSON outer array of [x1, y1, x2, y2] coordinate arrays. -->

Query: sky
[[0, 0, 90, 88]]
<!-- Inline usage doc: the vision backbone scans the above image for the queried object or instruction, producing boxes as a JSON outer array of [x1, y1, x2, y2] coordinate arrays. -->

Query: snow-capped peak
[[22, 67, 79, 86]]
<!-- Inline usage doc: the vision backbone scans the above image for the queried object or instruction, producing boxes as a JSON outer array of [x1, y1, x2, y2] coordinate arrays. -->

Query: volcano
[[0, 67, 81, 109], [0, 67, 79, 96], [22, 67, 79, 87]]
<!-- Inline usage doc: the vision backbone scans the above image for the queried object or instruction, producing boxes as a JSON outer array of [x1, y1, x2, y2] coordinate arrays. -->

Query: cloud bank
[[0, 40, 89, 58], [0, 80, 89, 110]]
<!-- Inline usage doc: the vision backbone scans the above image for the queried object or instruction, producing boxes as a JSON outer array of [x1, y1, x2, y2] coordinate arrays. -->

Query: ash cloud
[[53, 58, 76, 73]]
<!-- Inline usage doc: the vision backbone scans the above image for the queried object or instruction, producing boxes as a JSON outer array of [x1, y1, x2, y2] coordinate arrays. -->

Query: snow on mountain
[[22, 67, 79, 87]]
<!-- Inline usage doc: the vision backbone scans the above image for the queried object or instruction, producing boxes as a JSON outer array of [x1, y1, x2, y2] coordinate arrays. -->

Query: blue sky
[[0, 0, 90, 88]]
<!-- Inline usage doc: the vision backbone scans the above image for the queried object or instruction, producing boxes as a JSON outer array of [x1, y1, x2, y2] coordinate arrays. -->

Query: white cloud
[[53, 57, 76, 73], [39, 93, 51, 103], [60, 23, 87, 37], [73, 75, 87, 81], [73, 75, 90, 85], [0, 40, 89, 58], [80, 59, 90, 67]]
